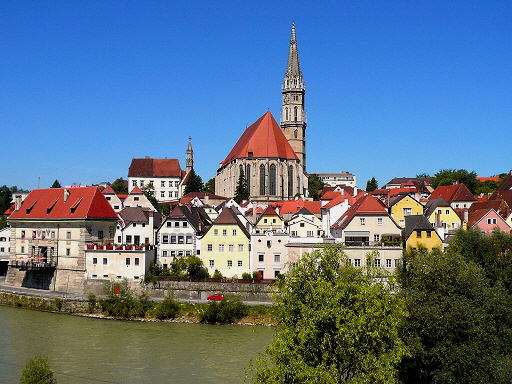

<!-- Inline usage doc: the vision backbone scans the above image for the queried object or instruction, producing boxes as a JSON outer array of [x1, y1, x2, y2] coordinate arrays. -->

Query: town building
[[404, 215, 443, 252], [315, 172, 356, 187]]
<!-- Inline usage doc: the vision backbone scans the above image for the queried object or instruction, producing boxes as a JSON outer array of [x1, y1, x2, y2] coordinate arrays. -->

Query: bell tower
[[281, 22, 307, 171], [186, 136, 193, 172]]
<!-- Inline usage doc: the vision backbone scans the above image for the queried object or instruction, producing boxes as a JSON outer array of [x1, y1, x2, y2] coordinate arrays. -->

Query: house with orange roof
[[123, 186, 157, 211], [254, 206, 285, 232], [215, 111, 308, 201], [429, 183, 477, 210], [287, 207, 323, 238], [467, 209, 510, 235], [0, 227, 10, 274], [102, 185, 124, 212], [274, 198, 322, 220]]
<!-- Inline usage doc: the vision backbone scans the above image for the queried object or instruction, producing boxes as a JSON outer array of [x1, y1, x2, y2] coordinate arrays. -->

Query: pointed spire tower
[[186, 136, 193, 172], [281, 22, 307, 171]]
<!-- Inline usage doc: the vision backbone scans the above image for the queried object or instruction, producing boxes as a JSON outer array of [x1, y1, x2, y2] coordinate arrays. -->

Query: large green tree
[[431, 169, 478, 194], [365, 177, 378, 192], [20, 356, 56, 384], [184, 168, 204, 195], [204, 177, 216, 194], [111, 177, 128, 194], [0, 185, 13, 215], [398, 240, 512, 384], [234, 170, 249, 204], [307, 174, 326, 201], [252, 246, 407, 383]]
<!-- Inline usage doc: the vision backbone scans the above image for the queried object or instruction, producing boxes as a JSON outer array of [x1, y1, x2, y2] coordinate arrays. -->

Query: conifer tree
[[184, 169, 204, 195], [234, 170, 249, 203], [50, 180, 61, 188], [366, 177, 378, 192]]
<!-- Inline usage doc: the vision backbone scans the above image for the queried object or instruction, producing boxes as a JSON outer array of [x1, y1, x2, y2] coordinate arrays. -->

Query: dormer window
[[248, 152, 253, 159]]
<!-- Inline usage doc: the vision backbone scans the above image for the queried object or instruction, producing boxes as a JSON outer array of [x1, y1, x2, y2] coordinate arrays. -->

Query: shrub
[[200, 297, 249, 324], [241, 272, 251, 280], [151, 293, 180, 319], [87, 293, 97, 314], [54, 298, 63, 311], [212, 269, 223, 279], [20, 356, 55, 384]]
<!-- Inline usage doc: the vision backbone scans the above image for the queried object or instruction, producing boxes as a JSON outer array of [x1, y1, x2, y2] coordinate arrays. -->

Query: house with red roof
[[123, 186, 157, 211], [287, 207, 323, 238], [429, 183, 477, 210], [215, 111, 308, 201], [102, 185, 124, 212], [467, 209, 510, 235]]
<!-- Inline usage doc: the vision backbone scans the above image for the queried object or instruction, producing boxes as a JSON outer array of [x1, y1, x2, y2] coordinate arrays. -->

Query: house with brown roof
[[467, 209, 510, 235]]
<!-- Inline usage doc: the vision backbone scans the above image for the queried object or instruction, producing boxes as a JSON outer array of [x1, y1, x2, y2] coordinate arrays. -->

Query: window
[[175, 181, 179, 187], [145, 237, 149, 244], [269, 164, 277, 195], [416, 230, 422, 238], [133, 223, 137, 227], [66, 231, 71, 240], [487, 218, 497, 225], [103, 258, 107, 265], [161, 191, 165, 197], [174, 222, 180, 227], [238, 260, 243, 267], [140, 180, 145, 187], [227, 260, 232, 268], [300, 223, 305, 227], [426, 231, 432, 238], [246, 164, 251, 193], [207, 244, 213, 252], [214, 229, 218, 236], [186, 236, 192, 244], [219, 244, 224, 252], [135, 258, 139, 266], [93, 257, 98, 265], [264, 219, 268, 224], [174, 191, 178, 198], [228, 244, 234, 252], [260, 164, 266, 195], [134, 197, 139, 201], [169, 181, 172, 187], [360, 218, 365, 226], [209, 260, 214, 268], [399, 220, 405, 227], [66, 248, 70, 256], [288, 165, 293, 197], [186, 251, 191, 256], [178, 236, 184, 244], [267, 240, 271, 248], [403, 208, 412, 215], [171, 235, 176, 244], [258, 254, 264, 262], [126, 235, 132, 244], [377, 218, 383, 226], [232, 229, 237, 236], [162, 235, 169, 243], [374, 259, 381, 267], [161, 181, 165, 187], [133, 180, 137, 186], [106, 196, 111, 201], [21, 246, 25, 253], [374, 234, 380, 242], [168, 191, 172, 197], [354, 259, 361, 267], [238, 244, 244, 252], [307, 230, 313, 237], [21, 231, 25, 239], [291, 231, 298, 236], [446, 210, 450, 215], [274, 254, 281, 263], [222, 229, 227, 236], [117, 236, 121, 243], [162, 251, 168, 257], [395, 259, 401, 267], [170, 251, 176, 257], [275, 270, 280, 278], [183, 222, 188, 228], [386, 259, 392, 268], [126, 258, 130, 265], [92, 274, 97, 279]]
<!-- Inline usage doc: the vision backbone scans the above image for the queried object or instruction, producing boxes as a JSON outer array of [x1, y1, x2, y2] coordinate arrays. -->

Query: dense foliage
[[142, 183, 159, 210], [431, 169, 478, 194], [0, 185, 13, 215], [307, 174, 326, 200], [252, 246, 407, 383], [98, 279, 154, 318], [234, 170, 249, 203], [184, 168, 204, 194], [204, 177, 216, 194], [365, 177, 378, 192], [111, 177, 128, 194], [50, 180, 61, 188], [200, 297, 249, 324], [150, 292, 180, 320], [20, 356, 56, 384]]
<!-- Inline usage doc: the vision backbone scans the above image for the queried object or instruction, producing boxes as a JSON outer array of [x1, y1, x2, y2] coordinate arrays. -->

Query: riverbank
[[0, 291, 277, 326]]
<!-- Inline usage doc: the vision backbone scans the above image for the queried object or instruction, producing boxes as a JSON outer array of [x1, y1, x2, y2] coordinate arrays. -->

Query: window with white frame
[[228, 244, 234, 252], [386, 259, 392, 268], [232, 229, 237, 236], [307, 231, 313, 237], [207, 244, 213, 251], [354, 259, 361, 267], [171, 235, 176, 244], [214, 229, 218, 236], [258, 254, 264, 262], [377, 218, 383, 226], [238, 260, 242, 267], [209, 260, 214, 268], [186, 236, 192, 244], [403, 208, 412, 215], [219, 244, 224, 252], [291, 231, 298, 236], [487, 218, 497, 225], [238, 244, 244, 252], [162, 235, 168, 244], [274, 254, 281, 263], [360, 218, 365, 226], [374, 259, 381, 267], [374, 234, 380, 242], [222, 229, 227, 236], [162, 251, 168, 257]]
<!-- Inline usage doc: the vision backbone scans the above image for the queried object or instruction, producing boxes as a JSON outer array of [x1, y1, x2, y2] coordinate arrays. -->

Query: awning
[[344, 231, 370, 237]]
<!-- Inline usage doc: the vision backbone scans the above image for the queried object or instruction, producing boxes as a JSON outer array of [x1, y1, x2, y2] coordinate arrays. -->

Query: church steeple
[[186, 136, 193, 172], [281, 22, 307, 171]]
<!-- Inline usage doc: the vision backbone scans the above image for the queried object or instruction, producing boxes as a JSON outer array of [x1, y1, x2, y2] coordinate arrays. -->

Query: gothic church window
[[294, 106, 298, 122], [260, 165, 266, 195], [288, 166, 293, 197], [246, 164, 251, 193], [269, 164, 277, 195]]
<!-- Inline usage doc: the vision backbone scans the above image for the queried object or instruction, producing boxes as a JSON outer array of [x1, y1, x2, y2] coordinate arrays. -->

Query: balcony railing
[[86, 243, 154, 251], [9, 259, 57, 270]]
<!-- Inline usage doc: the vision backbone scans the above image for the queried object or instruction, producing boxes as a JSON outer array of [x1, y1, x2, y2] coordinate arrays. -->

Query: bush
[[20, 356, 55, 384], [241, 272, 251, 280], [87, 293, 96, 314], [200, 297, 249, 324], [212, 269, 223, 279], [151, 293, 180, 319], [99, 280, 155, 318], [54, 298, 63, 311]]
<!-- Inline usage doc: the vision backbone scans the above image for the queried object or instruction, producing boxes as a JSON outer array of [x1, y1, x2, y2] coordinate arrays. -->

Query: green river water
[[0, 305, 274, 383]]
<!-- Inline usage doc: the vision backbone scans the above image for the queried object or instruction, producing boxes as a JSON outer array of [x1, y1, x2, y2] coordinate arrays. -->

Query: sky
[[1, 1, 511, 191]]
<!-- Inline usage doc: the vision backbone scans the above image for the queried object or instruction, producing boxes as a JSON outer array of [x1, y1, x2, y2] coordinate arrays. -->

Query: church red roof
[[219, 111, 299, 168], [8, 187, 118, 220]]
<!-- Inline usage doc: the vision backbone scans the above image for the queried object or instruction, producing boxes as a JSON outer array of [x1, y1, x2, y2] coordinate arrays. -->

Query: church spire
[[186, 136, 193, 172], [281, 22, 307, 171]]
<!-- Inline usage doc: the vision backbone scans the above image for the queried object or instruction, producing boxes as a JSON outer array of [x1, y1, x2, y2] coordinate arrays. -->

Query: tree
[[111, 177, 128, 194], [416, 173, 430, 178], [0, 215, 7, 230], [307, 174, 326, 201], [234, 170, 249, 204], [0, 185, 12, 215], [398, 242, 512, 383], [431, 169, 478, 194], [184, 168, 204, 195], [20, 356, 56, 384], [142, 183, 158, 210], [50, 180, 61, 188], [252, 246, 407, 383], [204, 177, 216, 194], [365, 177, 378, 192], [474, 180, 499, 195], [170, 255, 209, 278]]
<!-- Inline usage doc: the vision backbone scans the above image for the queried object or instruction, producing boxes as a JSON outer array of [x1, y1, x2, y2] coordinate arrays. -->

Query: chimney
[[15, 194, 22, 211], [354, 187, 358, 196], [148, 211, 154, 238], [341, 188, 344, 196], [64, 189, 70, 202], [464, 209, 469, 222], [436, 212, 441, 227]]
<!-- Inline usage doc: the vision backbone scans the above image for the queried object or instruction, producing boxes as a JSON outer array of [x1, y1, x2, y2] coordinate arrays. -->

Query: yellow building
[[388, 194, 424, 228], [424, 198, 461, 233], [254, 206, 285, 232], [404, 215, 443, 251], [201, 207, 250, 278]]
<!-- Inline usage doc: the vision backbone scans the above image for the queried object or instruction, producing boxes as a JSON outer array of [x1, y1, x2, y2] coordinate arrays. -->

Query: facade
[[102, 186, 124, 212], [201, 207, 251, 278], [251, 230, 289, 279], [157, 205, 212, 268], [6, 187, 119, 292], [0, 227, 10, 275], [128, 157, 186, 202], [467, 209, 510, 235], [404, 215, 443, 251], [388, 194, 424, 228], [315, 172, 356, 187], [287, 207, 323, 238], [254, 206, 285, 232], [424, 198, 461, 239], [123, 186, 157, 211], [116, 207, 161, 246]]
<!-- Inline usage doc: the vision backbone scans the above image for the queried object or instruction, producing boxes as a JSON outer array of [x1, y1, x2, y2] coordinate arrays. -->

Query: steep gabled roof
[[130, 186, 144, 195], [219, 111, 299, 168], [497, 171, 512, 191], [8, 187, 118, 220], [119, 207, 162, 229], [404, 215, 436, 240], [424, 198, 451, 218], [331, 194, 388, 229], [102, 186, 116, 195], [429, 184, 477, 203], [212, 207, 250, 237], [467, 209, 502, 228], [128, 157, 183, 178]]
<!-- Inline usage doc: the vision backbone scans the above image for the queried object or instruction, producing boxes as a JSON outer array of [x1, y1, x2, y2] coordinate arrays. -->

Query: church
[[215, 23, 309, 201]]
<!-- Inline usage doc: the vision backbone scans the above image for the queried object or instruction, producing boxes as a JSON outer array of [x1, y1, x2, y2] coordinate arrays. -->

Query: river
[[0, 305, 274, 383]]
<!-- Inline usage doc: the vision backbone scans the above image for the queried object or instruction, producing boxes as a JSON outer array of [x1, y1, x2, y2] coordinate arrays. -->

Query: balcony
[[9, 259, 57, 270]]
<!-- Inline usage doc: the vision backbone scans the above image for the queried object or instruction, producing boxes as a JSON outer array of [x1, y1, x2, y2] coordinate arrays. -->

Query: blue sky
[[1, 1, 511, 191]]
